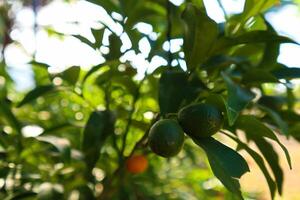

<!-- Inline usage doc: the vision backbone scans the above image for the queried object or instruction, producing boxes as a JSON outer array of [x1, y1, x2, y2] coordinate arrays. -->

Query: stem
[[216, 0, 228, 20], [99, 113, 160, 199], [166, 0, 172, 67], [120, 78, 145, 156], [32, 0, 38, 59], [128, 113, 160, 158]]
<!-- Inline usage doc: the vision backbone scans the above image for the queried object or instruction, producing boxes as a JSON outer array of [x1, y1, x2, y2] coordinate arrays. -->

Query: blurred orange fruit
[[126, 155, 148, 174]]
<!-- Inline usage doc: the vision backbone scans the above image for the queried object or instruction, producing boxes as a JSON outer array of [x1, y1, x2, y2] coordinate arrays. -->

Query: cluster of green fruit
[[148, 103, 223, 157]]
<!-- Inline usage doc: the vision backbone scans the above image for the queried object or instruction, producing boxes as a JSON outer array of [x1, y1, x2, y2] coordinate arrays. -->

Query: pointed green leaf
[[225, 133, 276, 200], [222, 72, 255, 126], [91, 28, 105, 48], [17, 85, 55, 107], [61, 66, 80, 85], [193, 137, 249, 199], [258, 105, 288, 135], [236, 115, 292, 169], [182, 3, 219, 69], [254, 138, 284, 195], [36, 135, 71, 162], [0, 100, 22, 133], [213, 31, 297, 54]]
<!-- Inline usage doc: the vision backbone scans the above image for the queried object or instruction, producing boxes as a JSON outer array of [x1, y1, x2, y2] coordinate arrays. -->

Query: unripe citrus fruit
[[178, 103, 223, 138], [148, 119, 184, 157], [126, 155, 148, 174]]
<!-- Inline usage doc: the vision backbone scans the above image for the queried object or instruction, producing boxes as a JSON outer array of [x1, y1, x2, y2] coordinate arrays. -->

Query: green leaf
[[36, 135, 71, 162], [104, 34, 122, 61], [272, 67, 300, 79], [61, 66, 80, 85], [124, 1, 165, 28], [82, 111, 115, 172], [222, 72, 255, 126], [29, 61, 50, 69], [242, 69, 278, 84], [258, 20, 280, 69], [182, 3, 219, 69], [289, 123, 300, 141], [254, 138, 284, 195], [91, 28, 105, 48], [258, 105, 288, 135], [193, 137, 249, 199], [73, 34, 96, 49], [242, 0, 279, 23], [236, 115, 292, 169], [82, 61, 119, 84], [213, 31, 296, 54], [17, 85, 55, 107], [0, 100, 22, 133], [225, 133, 276, 200], [158, 69, 188, 116]]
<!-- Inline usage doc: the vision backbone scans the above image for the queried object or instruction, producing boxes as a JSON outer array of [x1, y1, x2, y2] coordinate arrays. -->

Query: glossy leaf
[[236, 115, 292, 169], [225, 133, 276, 200], [258, 105, 288, 135], [222, 72, 255, 126], [193, 137, 248, 199], [254, 138, 284, 195], [182, 3, 219, 69]]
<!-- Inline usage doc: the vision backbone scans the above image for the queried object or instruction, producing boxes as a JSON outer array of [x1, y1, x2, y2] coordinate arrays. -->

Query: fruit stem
[[166, 0, 172, 67]]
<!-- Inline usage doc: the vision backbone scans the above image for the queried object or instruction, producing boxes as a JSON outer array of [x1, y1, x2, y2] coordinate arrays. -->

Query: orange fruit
[[126, 155, 148, 174]]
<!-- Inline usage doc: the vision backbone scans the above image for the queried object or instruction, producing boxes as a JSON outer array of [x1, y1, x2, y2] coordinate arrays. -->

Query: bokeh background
[[1, 0, 300, 199]]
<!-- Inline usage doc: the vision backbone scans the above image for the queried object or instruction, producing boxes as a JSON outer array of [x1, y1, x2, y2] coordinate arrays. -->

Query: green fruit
[[178, 103, 223, 138], [37, 183, 63, 200], [148, 119, 184, 157]]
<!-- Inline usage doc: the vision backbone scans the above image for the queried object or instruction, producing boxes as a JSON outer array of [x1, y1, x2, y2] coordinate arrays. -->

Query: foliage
[[0, 0, 300, 199]]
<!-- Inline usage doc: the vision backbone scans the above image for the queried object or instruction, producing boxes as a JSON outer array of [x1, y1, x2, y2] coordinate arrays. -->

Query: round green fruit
[[148, 119, 184, 157], [178, 103, 223, 138]]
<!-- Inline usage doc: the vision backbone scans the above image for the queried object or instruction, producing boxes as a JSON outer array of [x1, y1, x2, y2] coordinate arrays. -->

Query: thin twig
[[120, 78, 146, 156], [216, 0, 228, 20], [166, 0, 173, 66], [128, 113, 160, 158]]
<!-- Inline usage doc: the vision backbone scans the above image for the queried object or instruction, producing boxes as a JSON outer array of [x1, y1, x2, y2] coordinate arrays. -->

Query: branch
[[166, 0, 173, 66], [120, 78, 146, 156]]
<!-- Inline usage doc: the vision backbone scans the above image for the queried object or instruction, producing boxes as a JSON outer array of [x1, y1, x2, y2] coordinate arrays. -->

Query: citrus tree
[[0, 0, 300, 199]]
